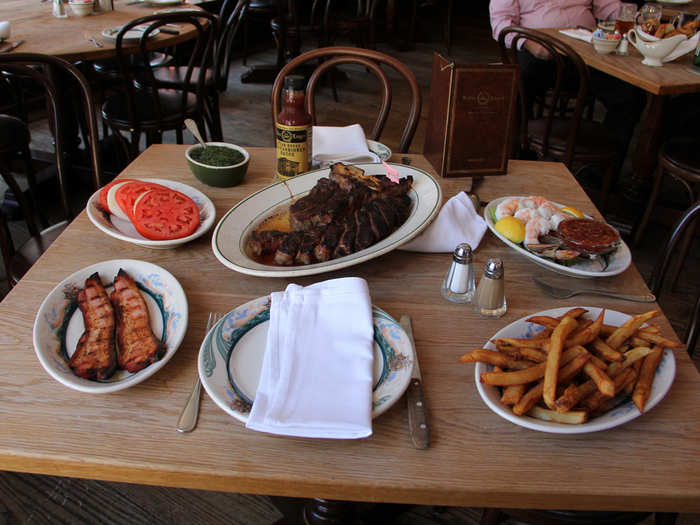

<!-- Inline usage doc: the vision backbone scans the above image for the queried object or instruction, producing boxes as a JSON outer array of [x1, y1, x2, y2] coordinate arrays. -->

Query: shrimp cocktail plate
[[484, 196, 632, 279]]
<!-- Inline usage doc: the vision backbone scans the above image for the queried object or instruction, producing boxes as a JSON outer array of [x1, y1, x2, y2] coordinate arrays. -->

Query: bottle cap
[[452, 243, 473, 264], [483, 258, 503, 279], [284, 75, 306, 90]]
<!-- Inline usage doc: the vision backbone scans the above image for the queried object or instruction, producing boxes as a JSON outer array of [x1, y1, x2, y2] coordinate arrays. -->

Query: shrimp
[[520, 196, 548, 209], [514, 208, 536, 223], [549, 210, 569, 229], [537, 201, 559, 220], [495, 198, 521, 220], [524, 216, 550, 246]]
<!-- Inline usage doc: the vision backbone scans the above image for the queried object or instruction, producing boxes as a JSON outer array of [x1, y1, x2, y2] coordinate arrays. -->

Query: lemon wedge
[[560, 206, 584, 218], [494, 217, 526, 244]]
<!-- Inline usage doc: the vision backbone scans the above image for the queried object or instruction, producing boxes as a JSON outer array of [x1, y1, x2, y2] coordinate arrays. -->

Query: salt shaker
[[441, 243, 475, 303], [616, 35, 629, 56], [474, 258, 507, 318]]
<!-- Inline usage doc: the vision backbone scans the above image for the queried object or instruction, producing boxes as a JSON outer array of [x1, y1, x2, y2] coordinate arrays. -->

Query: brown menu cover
[[424, 53, 520, 178]]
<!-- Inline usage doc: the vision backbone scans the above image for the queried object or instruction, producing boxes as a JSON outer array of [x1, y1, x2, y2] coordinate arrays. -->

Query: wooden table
[[544, 28, 700, 198], [0, 0, 202, 61], [1, 146, 699, 514]]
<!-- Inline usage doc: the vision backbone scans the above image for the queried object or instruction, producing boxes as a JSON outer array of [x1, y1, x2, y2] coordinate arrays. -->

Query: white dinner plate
[[367, 140, 392, 162], [211, 162, 442, 277], [484, 196, 632, 278], [148, 0, 184, 5], [475, 307, 676, 434], [102, 25, 160, 43], [86, 178, 216, 249], [198, 296, 414, 424], [33, 259, 188, 394], [658, 0, 692, 4]]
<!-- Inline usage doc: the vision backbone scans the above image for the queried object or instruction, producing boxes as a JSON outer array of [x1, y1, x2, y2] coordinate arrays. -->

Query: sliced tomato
[[99, 178, 135, 214], [114, 181, 168, 220], [132, 188, 200, 241]]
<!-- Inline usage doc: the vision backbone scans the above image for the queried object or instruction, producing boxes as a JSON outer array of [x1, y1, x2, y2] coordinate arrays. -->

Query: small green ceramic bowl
[[185, 142, 250, 187]]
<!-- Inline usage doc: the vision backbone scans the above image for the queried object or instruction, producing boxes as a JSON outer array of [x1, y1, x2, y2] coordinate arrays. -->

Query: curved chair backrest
[[648, 200, 700, 354], [271, 46, 421, 153], [213, 0, 247, 92], [0, 53, 102, 222], [114, 11, 218, 135], [498, 26, 590, 166]]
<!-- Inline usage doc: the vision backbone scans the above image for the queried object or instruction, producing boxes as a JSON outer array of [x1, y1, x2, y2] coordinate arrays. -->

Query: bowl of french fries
[[460, 307, 678, 433]]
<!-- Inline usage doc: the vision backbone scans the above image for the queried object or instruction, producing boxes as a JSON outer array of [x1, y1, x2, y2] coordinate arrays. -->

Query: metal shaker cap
[[452, 243, 473, 264], [483, 258, 503, 279]]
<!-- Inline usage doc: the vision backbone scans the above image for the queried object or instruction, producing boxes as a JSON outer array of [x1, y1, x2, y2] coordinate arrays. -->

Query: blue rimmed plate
[[33, 259, 188, 393], [475, 307, 676, 434], [367, 140, 392, 162], [198, 295, 414, 423]]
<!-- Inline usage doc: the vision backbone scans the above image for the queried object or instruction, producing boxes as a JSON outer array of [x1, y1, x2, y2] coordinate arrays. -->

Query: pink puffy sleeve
[[593, 0, 621, 22], [490, 0, 522, 49]]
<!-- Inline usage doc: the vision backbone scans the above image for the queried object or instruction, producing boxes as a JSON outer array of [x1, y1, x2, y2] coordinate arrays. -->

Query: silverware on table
[[176, 312, 221, 433], [85, 35, 103, 48], [533, 277, 656, 302], [399, 315, 430, 450], [0, 40, 25, 53]]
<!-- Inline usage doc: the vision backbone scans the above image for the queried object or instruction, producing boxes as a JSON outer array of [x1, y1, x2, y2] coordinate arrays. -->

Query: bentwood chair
[[101, 11, 218, 161], [153, 0, 245, 141], [499, 27, 620, 216], [0, 54, 102, 287], [271, 47, 422, 153]]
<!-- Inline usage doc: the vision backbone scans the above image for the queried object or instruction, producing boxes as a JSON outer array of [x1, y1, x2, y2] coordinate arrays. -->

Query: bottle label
[[276, 123, 311, 180]]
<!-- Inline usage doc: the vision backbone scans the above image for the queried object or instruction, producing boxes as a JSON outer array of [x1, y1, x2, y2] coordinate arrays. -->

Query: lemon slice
[[495, 217, 526, 244], [560, 206, 584, 218]]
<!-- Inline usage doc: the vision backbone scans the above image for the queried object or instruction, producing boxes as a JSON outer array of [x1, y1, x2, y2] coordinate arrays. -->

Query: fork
[[176, 312, 221, 433], [533, 277, 656, 302], [84, 34, 103, 47]]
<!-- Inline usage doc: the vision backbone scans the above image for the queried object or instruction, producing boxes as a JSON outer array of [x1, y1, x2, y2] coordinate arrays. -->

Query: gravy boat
[[627, 29, 687, 66]]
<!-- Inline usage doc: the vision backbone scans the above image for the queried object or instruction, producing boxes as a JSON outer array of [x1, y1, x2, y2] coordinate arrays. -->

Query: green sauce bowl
[[185, 142, 250, 187]]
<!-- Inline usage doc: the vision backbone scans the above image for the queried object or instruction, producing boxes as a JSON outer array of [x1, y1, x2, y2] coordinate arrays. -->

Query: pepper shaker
[[441, 243, 475, 303], [474, 258, 507, 318]]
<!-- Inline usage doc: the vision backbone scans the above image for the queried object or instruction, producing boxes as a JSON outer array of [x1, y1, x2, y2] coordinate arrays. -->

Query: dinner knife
[[0, 40, 24, 53], [399, 315, 430, 449]]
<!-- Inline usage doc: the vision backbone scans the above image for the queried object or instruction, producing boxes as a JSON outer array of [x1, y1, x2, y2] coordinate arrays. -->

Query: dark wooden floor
[[1, 8, 699, 525]]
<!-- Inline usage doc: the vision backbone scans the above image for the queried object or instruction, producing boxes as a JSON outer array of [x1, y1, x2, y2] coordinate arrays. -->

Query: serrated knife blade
[[400, 315, 430, 449]]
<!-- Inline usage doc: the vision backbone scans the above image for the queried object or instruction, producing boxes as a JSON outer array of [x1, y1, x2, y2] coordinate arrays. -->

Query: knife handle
[[407, 378, 430, 449]]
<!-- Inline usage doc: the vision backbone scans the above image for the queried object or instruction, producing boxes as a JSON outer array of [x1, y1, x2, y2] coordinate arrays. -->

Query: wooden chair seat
[[102, 89, 198, 130], [7, 221, 66, 286], [528, 118, 619, 158]]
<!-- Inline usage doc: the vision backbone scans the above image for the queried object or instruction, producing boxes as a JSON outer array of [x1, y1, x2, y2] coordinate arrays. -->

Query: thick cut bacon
[[111, 269, 162, 373], [69, 272, 117, 380]]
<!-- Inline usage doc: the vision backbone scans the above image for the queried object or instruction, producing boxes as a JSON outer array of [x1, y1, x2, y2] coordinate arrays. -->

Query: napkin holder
[[424, 53, 520, 178]]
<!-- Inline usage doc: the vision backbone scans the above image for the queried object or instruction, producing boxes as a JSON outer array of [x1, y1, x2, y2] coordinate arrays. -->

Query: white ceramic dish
[[475, 307, 676, 434], [69, 1, 94, 17], [658, 0, 692, 4], [627, 29, 687, 66], [102, 25, 160, 43], [148, 0, 184, 5], [592, 36, 619, 54], [198, 295, 414, 424], [367, 140, 392, 162], [33, 259, 188, 394], [86, 178, 216, 249], [484, 196, 632, 279], [212, 162, 442, 278]]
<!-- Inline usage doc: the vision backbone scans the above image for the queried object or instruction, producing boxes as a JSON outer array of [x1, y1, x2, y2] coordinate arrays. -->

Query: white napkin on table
[[399, 192, 487, 252], [664, 32, 700, 62], [559, 28, 593, 43], [246, 277, 374, 439], [312, 124, 380, 167]]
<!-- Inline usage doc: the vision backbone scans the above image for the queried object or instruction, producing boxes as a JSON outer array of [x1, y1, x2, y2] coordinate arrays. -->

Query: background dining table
[[0, 146, 699, 515]]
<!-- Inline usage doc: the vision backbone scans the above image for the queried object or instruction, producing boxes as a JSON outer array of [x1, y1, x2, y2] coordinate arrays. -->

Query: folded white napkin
[[312, 124, 380, 166], [664, 32, 700, 62], [246, 277, 374, 439], [400, 192, 487, 252], [559, 28, 593, 43]]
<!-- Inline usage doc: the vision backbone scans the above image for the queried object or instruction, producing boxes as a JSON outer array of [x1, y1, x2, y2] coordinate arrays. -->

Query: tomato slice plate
[[132, 188, 201, 241], [99, 178, 135, 214], [114, 181, 169, 220]]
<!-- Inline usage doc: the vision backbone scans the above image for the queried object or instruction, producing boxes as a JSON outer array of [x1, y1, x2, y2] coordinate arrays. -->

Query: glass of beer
[[615, 3, 637, 34]]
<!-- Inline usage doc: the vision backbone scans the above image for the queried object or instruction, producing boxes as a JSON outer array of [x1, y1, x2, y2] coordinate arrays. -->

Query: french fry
[[500, 384, 526, 405], [491, 337, 549, 349], [583, 362, 615, 397], [543, 316, 579, 408], [565, 310, 604, 348], [589, 354, 607, 370], [582, 368, 634, 413], [559, 308, 588, 320], [605, 310, 661, 350], [632, 347, 664, 412], [529, 406, 588, 424], [606, 347, 654, 377], [481, 346, 586, 386], [632, 331, 682, 349], [554, 382, 591, 413], [526, 316, 559, 329], [639, 326, 660, 334], [458, 349, 515, 368], [520, 348, 547, 363], [590, 338, 623, 362]]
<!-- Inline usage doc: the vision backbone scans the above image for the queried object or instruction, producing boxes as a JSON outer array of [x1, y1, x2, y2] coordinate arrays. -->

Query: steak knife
[[400, 315, 430, 449]]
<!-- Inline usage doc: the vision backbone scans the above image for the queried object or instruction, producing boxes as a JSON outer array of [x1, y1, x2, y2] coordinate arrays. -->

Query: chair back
[[271, 46, 421, 153], [212, 0, 247, 91], [113, 11, 218, 136], [498, 27, 590, 166]]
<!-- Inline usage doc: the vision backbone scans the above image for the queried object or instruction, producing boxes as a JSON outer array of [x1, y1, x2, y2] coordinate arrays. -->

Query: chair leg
[[20, 146, 48, 229], [686, 295, 700, 357], [670, 215, 697, 291], [599, 161, 616, 217], [634, 161, 665, 246]]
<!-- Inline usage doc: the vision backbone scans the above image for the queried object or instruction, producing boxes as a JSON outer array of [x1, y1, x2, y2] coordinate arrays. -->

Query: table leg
[[627, 93, 666, 202]]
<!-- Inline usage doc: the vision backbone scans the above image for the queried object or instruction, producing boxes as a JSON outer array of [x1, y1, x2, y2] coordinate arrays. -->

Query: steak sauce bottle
[[276, 75, 312, 180]]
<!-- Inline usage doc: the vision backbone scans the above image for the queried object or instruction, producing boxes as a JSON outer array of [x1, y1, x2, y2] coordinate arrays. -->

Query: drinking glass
[[615, 3, 637, 34]]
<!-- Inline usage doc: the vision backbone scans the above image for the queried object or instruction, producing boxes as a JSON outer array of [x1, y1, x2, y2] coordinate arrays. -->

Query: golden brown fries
[[460, 309, 674, 425]]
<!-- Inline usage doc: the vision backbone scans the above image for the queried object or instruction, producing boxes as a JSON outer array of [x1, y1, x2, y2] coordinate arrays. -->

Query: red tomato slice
[[132, 188, 200, 241], [114, 181, 168, 220], [98, 178, 135, 214]]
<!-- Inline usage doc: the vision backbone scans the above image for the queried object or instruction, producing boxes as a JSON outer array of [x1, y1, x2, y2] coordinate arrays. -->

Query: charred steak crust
[[69, 272, 117, 380]]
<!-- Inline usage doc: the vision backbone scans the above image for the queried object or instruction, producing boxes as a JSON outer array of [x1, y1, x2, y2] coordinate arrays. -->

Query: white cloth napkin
[[664, 32, 700, 62], [312, 124, 380, 166], [559, 28, 593, 43], [246, 277, 374, 439], [400, 192, 487, 252]]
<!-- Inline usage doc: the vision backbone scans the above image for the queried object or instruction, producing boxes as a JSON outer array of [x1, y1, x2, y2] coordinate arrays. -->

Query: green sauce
[[191, 146, 244, 167]]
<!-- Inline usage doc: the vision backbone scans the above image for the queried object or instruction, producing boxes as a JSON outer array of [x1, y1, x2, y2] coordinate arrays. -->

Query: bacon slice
[[111, 269, 162, 373], [69, 272, 117, 380]]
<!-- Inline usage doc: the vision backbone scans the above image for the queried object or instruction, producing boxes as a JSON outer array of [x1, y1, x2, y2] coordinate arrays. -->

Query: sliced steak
[[366, 200, 392, 239], [354, 210, 376, 252], [248, 229, 287, 256], [295, 231, 321, 265], [334, 216, 357, 258], [274, 232, 303, 265], [314, 222, 343, 262]]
